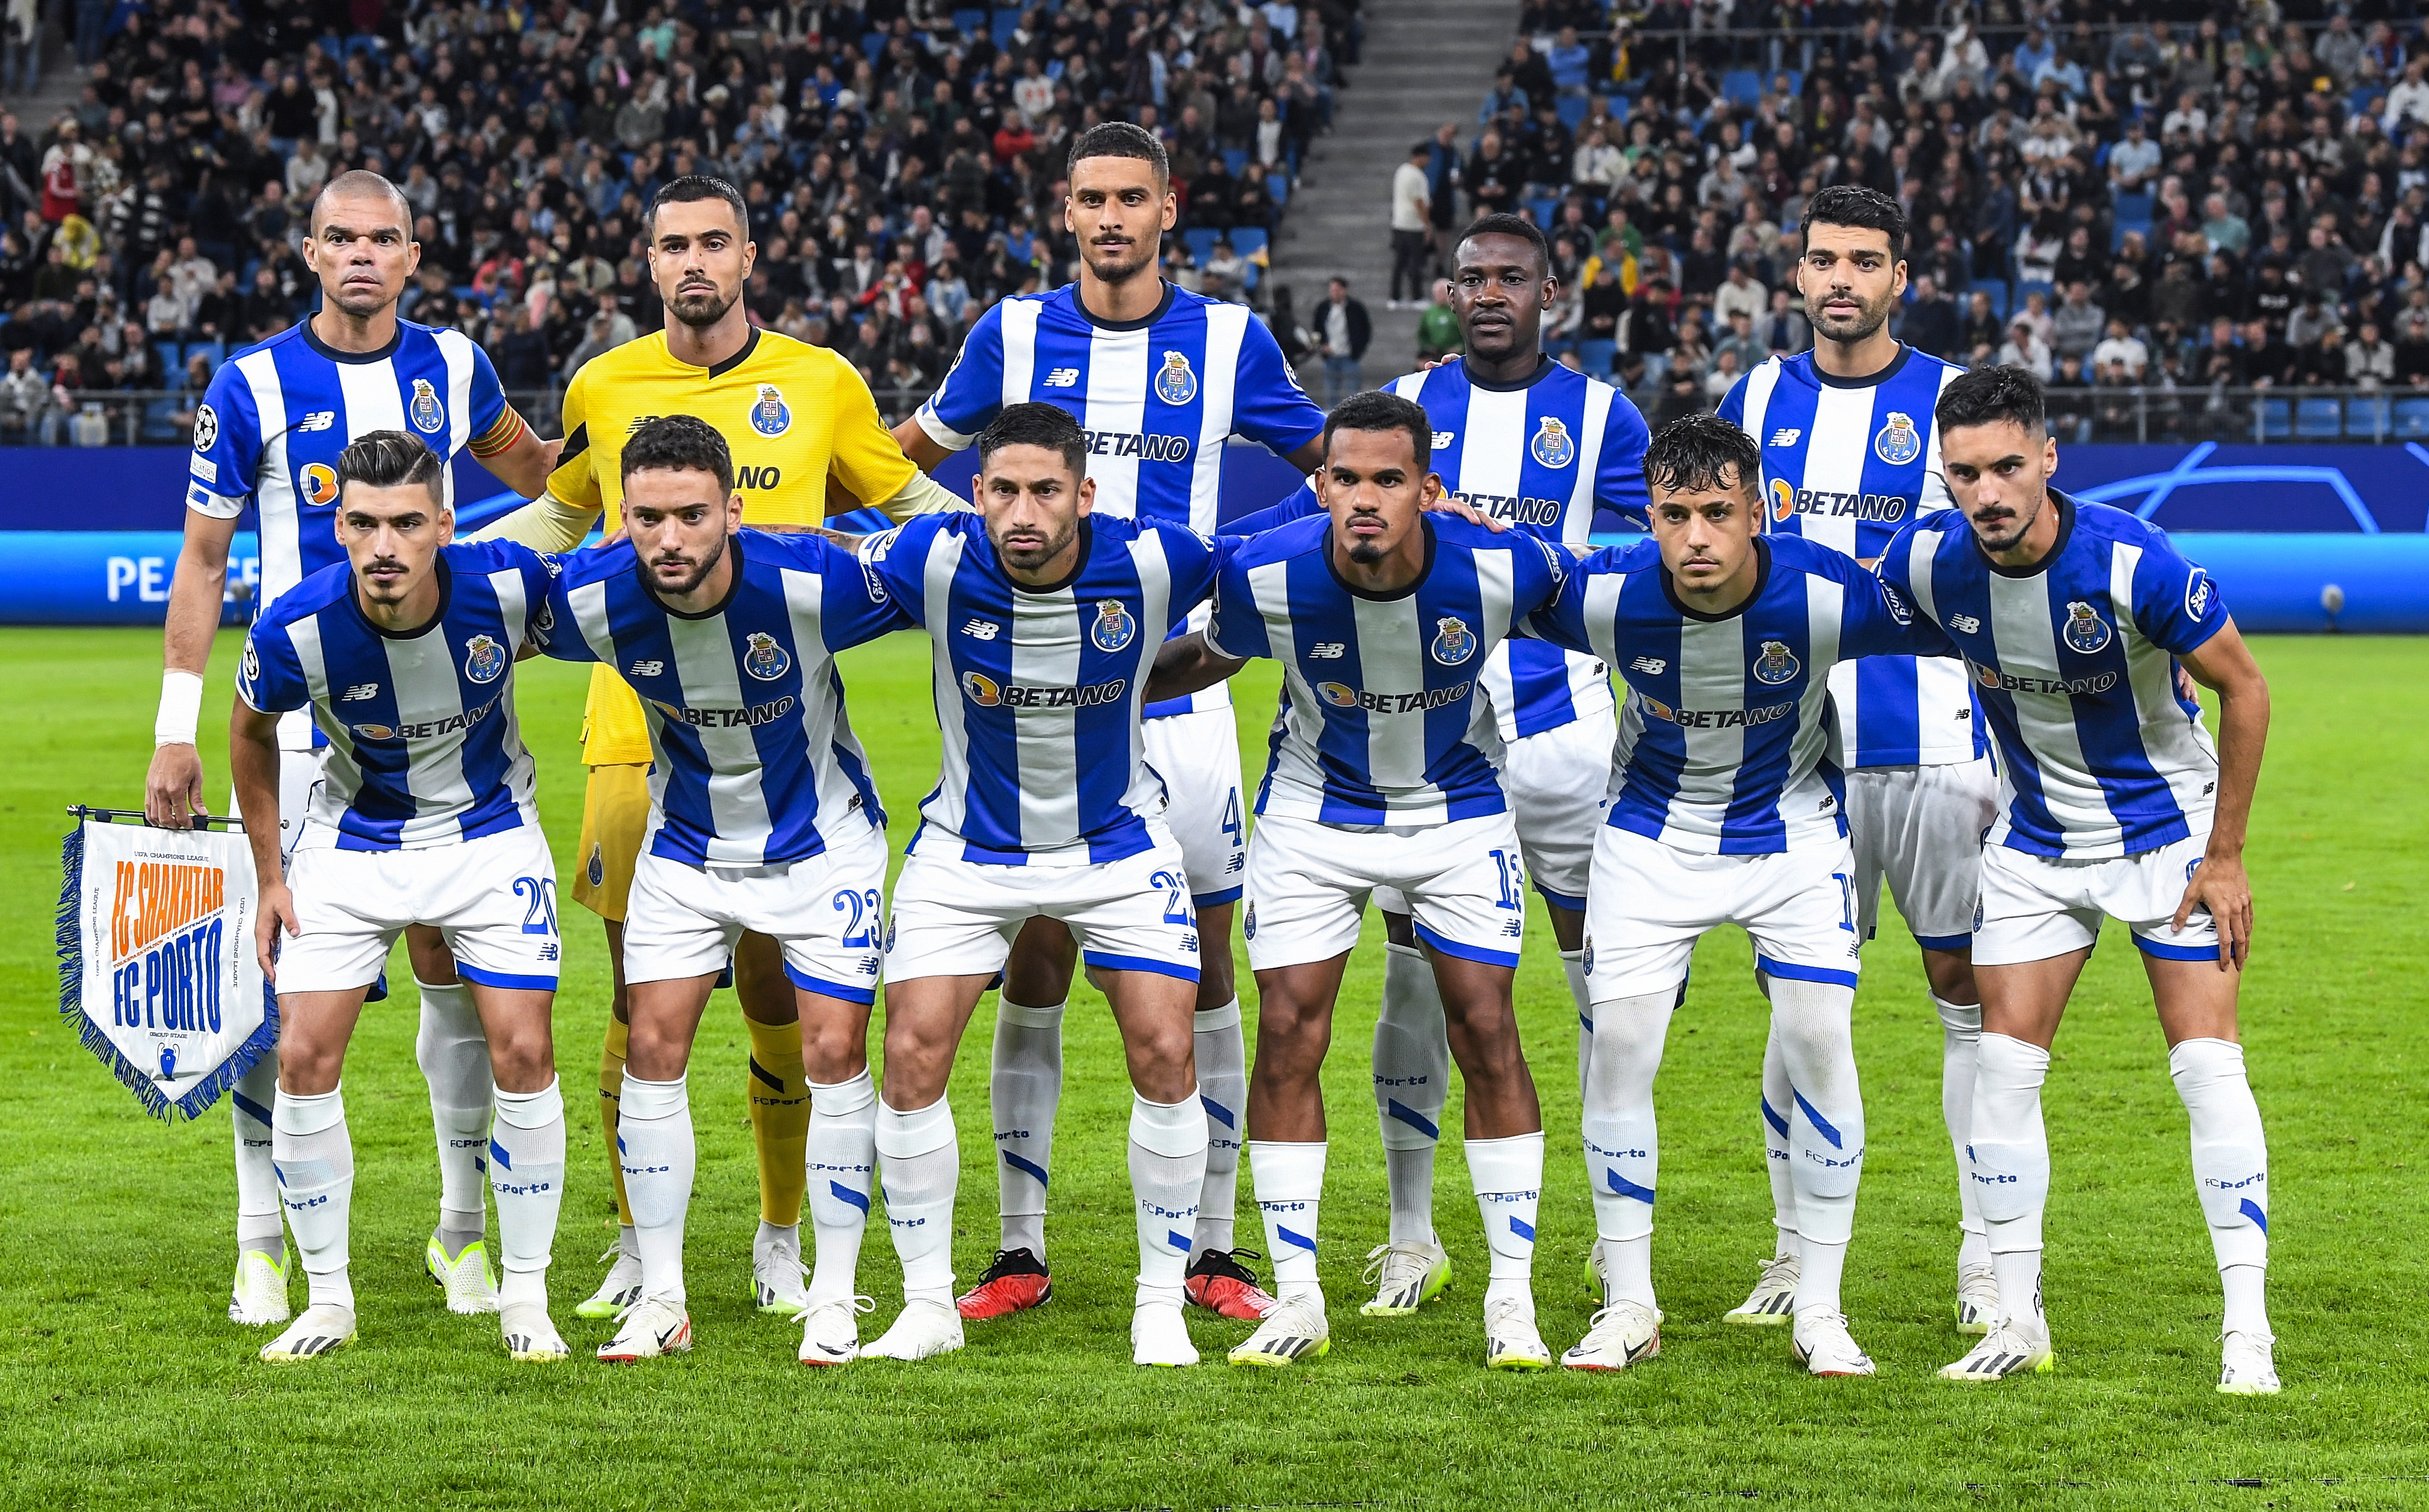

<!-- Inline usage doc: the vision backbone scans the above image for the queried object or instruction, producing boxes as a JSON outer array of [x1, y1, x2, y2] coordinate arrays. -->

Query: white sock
[[618, 1073, 694, 1304], [232, 1060, 282, 1256], [273, 1084, 354, 1310], [415, 978, 495, 1255], [2170, 1037, 2272, 1336], [1758, 1025, 1801, 1261], [1934, 994, 1990, 1271], [1466, 1131, 1544, 1311], [1583, 990, 1672, 1309], [805, 1070, 878, 1304], [1130, 1090, 1209, 1303], [877, 1097, 959, 1304], [989, 998, 1062, 1259], [1249, 1139, 1327, 1304], [1191, 1000, 1246, 1257], [1561, 949, 1592, 1100], [489, 1077, 566, 1312], [1374, 941, 1447, 1247], [1972, 1033, 2053, 1330], [1768, 978, 1865, 1322]]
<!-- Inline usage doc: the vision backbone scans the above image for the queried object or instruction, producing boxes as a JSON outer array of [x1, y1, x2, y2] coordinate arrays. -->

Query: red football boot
[[1183, 1248, 1278, 1320], [956, 1247, 1052, 1320]]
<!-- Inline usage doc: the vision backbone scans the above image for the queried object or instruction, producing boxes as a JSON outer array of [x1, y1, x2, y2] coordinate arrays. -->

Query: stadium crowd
[[1403, 1, 2429, 440], [0, 0, 1355, 442]]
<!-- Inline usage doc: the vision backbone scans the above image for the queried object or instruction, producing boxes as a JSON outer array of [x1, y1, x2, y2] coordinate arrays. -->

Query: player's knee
[[798, 1011, 869, 1082], [487, 1025, 555, 1092]]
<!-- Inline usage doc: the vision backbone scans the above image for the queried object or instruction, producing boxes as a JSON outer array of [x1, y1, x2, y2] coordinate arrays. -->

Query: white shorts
[[1972, 831, 2221, 967], [623, 819, 890, 1002], [277, 825, 561, 996], [1370, 709, 1613, 918], [885, 827, 1201, 984], [1144, 708, 1248, 906], [1845, 758, 1995, 950], [1243, 813, 1529, 974], [1583, 826, 1862, 1002]]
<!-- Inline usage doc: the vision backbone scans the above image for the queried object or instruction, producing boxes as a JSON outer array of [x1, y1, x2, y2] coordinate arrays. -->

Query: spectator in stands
[[1900, 275, 1959, 360], [2349, 321, 2397, 390], [1715, 307, 1767, 377], [2109, 117, 2161, 196], [2091, 317, 2149, 383], [1318, 275, 1370, 405], [1465, 129, 1522, 221], [0, 344, 40, 443], [1390, 142, 1430, 310], [1758, 286, 1809, 357], [1998, 316, 2053, 381], [2244, 319, 2299, 389], [1712, 256, 1764, 328], [2051, 281, 2106, 366], [1416, 277, 1460, 364]]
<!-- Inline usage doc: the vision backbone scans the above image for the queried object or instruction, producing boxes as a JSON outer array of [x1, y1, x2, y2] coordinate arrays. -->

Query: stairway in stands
[[1271, 0, 1511, 381]]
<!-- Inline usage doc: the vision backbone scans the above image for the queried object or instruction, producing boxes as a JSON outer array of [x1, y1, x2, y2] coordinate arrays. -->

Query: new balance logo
[[1629, 656, 1666, 673], [1432, 430, 1456, 450], [962, 618, 1001, 639], [1769, 428, 1801, 446], [1308, 642, 1346, 659], [1042, 367, 1080, 388], [1951, 614, 1981, 633], [629, 660, 664, 677], [296, 410, 337, 433], [339, 682, 379, 701]]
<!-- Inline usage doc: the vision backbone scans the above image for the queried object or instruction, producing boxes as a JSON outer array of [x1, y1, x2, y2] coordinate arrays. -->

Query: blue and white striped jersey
[[530, 532, 898, 869], [1205, 514, 1570, 826], [235, 540, 549, 852], [1241, 356, 1652, 742], [1718, 345, 1981, 768], [860, 511, 1227, 865], [1877, 495, 2229, 860], [915, 282, 1324, 719], [1524, 534, 1952, 854]]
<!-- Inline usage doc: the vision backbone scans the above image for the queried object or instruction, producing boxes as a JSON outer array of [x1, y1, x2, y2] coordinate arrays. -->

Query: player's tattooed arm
[[1144, 632, 1248, 702], [2174, 621, 2270, 970], [805, 525, 867, 551]]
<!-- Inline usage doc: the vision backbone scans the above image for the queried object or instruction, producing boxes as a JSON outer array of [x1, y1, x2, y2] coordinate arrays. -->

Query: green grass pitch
[[1, 627, 2423, 1511]]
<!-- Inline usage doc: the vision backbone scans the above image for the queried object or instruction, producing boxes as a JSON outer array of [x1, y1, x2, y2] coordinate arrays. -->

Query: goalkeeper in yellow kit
[[543, 175, 963, 1320]]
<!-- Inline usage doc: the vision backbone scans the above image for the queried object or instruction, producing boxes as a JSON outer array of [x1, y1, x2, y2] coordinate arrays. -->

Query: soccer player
[[889, 121, 1328, 1322], [231, 432, 568, 1363], [1147, 391, 1570, 1372], [1715, 185, 1998, 1331], [1527, 415, 1954, 1378], [1229, 213, 1650, 1315], [543, 175, 962, 1323], [1877, 367, 2279, 1394], [527, 416, 905, 1365], [852, 403, 1226, 1368], [149, 169, 563, 1327]]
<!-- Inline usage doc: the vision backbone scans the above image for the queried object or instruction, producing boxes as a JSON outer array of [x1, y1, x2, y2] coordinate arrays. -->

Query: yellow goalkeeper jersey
[[549, 326, 919, 765]]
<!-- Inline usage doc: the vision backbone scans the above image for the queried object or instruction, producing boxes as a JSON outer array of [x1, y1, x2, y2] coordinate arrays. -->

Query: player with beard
[[883, 122, 1330, 1324], [1714, 186, 1998, 1333], [540, 175, 966, 1325]]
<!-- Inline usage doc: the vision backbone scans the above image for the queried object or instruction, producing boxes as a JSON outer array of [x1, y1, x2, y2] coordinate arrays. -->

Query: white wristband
[[155, 670, 203, 747]]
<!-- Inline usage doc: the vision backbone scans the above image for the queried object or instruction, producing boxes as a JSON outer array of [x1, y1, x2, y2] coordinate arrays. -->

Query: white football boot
[[1482, 1296, 1552, 1371], [2217, 1330, 2280, 1396], [796, 1294, 875, 1366], [1721, 1254, 1799, 1326], [502, 1301, 570, 1362], [1561, 1301, 1662, 1372], [1132, 1297, 1199, 1368], [1228, 1293, 1330, 1368], [1954, 1263, 1999, 1336], [1939, 1318, 2055, 1382], [752, 1222, 809, 1314], [863, 1298, 966, 1362], [229, 1245, 292, 1327], [425, 1230, 501, 1315], [575, 1241, 644, 1320], [1790, 1311, 1877, 1376], [596, 1294, 693, 1362], [1358, 1238, 1452, 1317], [260, 1303, 356, 1362]]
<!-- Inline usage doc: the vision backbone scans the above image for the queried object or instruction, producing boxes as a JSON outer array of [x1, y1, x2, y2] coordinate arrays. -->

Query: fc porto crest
[[587, 843, 606, 889], [1154, 350, 1198, 405], [1529, 414, 1576, 469], [1089, 599, 1137, 651], [1873, 410, 1921, 465], [409, 377, 446, 435], [744, 631, 792, 680], [1430, 616, 1477, 666], [2062, 600, 2113, 653], [1751, 639, 1801, 685], [463, 633, 507, 683], [750, 383, 792, 437]]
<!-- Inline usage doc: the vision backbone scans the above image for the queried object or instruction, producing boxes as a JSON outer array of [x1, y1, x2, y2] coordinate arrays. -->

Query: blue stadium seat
[[1183, 228, 1219, 264], [859, 31, 885, 62], [1578, 338, 1616, 379], [1783, 71, 1801, 97], [2347, 396, 2390, 439], [2112, 218, 2148, 251], [1223, 148, 1247, 175], [1557, 96, 1587, 129], [1721, 70, 1760, 104], [2295, 397, 2342, 439], [1528, 196, 1559, 227], [2113, 189, 2155, 222], [991, 11, 1019, 44], [1046, 58, 1064, 80], [953, 8, 987, 35], [2016, 280, 2053, 306], [2255, 398, 2291, 441], [2394, 397, 2429, 438], [1971, 280, 2010, 322], [1268, 173, 1289, 208], [1230, 227, 1268, 258], [154, 342, 180, 376], [140, 398, 185, 444]]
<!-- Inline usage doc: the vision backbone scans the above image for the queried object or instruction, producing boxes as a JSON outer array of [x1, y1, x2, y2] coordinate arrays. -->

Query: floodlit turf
[[1, 627, 2423, 1511]]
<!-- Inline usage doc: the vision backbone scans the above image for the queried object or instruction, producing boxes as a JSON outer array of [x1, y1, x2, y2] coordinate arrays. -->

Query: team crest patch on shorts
[[1872, 410, 1921, 465], [745, 632, 792, 679], [463, 634, 507, 683], [2063, 601, 2113, 653], [1751, 639, 1800, 685], [1154, 350, 1198, 405], [411, 378, 447, 435], [1581, 939, 1594, 974], [1243, 902, 1256, 939], [1530, 415, 1576, 468], [1430, 617, 1478, 666], [750, 383, 793, 437], [587, 843, 606, 888], [1089, 599, 1137, 651]]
